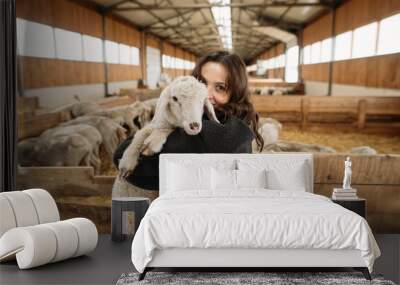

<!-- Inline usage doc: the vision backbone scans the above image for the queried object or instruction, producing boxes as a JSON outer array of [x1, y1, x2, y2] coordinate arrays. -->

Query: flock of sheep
[[18, 99, 157, 174], [18, 86, 377, 176], [256, 117, 377, 155], [251, 86, 295, 96]]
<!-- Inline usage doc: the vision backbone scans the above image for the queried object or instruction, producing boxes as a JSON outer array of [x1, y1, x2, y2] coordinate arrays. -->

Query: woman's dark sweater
[[113, 111, 254, 190]]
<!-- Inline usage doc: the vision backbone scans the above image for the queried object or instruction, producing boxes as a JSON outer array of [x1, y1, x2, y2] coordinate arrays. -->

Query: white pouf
[[0, 189, 98, 269]]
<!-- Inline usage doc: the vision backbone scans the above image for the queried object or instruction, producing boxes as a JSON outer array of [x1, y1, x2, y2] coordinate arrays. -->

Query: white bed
[[131, 153, 380, 280]]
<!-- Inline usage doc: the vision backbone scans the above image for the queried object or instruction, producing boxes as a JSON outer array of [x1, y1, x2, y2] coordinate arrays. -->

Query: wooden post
[[140, 31, 147, 83], [357, 99, 367, 130], [297, 31, 302, 83], [301, 97, 309, 130], [102, 13, 110, 96], [327, 7, 336, 96]]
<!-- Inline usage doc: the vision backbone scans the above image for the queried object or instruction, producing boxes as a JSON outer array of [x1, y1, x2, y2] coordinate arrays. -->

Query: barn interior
[[2, 0, 400, 283]]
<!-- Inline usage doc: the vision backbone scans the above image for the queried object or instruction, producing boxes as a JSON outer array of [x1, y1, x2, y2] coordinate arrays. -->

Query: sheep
[[157, 73, 172, 88], [262, 140, 336, 153], [50, 95, 100, 118], [118, 75, 219, 179], [132, 98, 157, 130], [349, 146, 378, 155], [253, 87, 262, 95], [40, 124, 103, 172], [70, 102, 100, 118], [258, 117, 282, 145], [272, 89, 284, 96], [60, 115, 127, 159], [17, 137, 40, 166], [17, 133, 99, 170], [89, 101, 151, 136], [260, 87, 272, 96]]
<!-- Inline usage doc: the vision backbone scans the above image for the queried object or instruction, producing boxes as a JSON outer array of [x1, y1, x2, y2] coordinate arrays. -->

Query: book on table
[[332, 188, 358, 200], [333, 188, 357, 193]]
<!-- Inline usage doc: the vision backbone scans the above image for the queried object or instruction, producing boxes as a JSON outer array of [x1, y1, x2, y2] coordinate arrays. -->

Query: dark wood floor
[[0, 234, 398, 285], [0, 235, 134, 285]]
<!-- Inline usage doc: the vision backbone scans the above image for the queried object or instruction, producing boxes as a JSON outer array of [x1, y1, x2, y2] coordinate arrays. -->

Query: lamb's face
[[167, 76, 209, 135]]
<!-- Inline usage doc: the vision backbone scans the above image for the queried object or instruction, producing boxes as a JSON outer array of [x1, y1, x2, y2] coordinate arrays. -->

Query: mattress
[[131, 189, 380, 273]]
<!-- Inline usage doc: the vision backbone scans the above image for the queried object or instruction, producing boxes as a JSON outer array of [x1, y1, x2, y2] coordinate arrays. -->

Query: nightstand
[[111, 197, 150, 242], [332, 198, 366, 218]]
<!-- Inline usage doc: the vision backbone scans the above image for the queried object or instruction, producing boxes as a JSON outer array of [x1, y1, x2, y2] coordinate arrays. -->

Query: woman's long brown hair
[[192, 51, 264, 152]]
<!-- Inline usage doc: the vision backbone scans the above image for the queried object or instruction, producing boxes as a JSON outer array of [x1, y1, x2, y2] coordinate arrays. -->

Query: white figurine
[[342, 157, 352, 189]]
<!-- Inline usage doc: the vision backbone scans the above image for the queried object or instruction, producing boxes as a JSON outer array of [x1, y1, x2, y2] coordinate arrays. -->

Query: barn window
[[16, 18, 56, 59], [176, 58, 184, 69], [105, 40, 119, 64], [82, 35, 103, 63], [162, 55, 167, 68], [334, 31, 352, 61], [267, 57, 276, 69], [302, 45, 311, 64], [276, 54, 285, 68], [55, 28, 83, 61], [119, 44, 131, 65], [377, 13, 400, 55], [285, 45, 299, 83], [321, 38, 332, 62], [171, 57, 176, 69], [131, 47, 140, 65], [311, 41, 321, 64], [256, 60, 266, 75], [352, 22, 378, 59], [210, 0, 232, 50]]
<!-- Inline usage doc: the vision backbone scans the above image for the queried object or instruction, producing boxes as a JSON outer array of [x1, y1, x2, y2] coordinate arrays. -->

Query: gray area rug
[[116, 271, 396, 285]]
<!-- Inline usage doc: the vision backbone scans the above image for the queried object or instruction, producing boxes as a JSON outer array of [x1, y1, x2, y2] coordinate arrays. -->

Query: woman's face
[[200, 62, 231, 107]]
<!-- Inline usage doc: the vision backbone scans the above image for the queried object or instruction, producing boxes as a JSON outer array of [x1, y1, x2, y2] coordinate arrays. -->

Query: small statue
[[342, 157, 352, 189]]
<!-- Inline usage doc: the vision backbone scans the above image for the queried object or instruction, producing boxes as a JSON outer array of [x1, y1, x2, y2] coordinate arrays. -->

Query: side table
[[111, 197, 150, 242], [332, 198, 366, 218]]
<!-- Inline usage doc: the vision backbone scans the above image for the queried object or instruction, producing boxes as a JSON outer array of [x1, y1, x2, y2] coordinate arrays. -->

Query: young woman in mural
[[113, 50, 264, 190]]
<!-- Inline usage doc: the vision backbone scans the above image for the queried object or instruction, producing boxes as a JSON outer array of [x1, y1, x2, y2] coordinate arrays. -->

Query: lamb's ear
[[204, 98, 220, 123]]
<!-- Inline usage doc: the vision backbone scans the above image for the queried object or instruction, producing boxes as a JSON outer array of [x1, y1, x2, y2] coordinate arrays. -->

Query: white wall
[[24, 84, 105, 109], [146, 46, 161, 89], [305, 81, 400, 96], [304, 81, 329, 95], [24, 80, 139, 109]]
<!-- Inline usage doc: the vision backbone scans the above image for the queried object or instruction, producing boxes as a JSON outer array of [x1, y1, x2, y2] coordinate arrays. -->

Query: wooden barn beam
[[129, 0, 198, 52], [327, 5, 336, 96], [115, 2, 331, 12], [275, 1, 295, 28], [163, 0, 205, 50], [194, 0, 221, 46], [254, 12, 303, 31], [103, 0, 131, 14], [143, 9, 195, 29]]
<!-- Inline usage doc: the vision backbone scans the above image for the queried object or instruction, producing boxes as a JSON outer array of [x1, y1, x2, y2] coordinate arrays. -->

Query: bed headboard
[[159, 153, 314, 196]]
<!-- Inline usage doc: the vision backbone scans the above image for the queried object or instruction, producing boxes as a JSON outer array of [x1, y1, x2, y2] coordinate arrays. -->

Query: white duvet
[[131, 190, 380, 273]]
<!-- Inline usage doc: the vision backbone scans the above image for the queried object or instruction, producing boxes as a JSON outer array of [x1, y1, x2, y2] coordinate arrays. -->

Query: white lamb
[[60, 115, 127, 159], [90, 101, 153, 136], [118, 76, 219, 179], [40, 124, 103, 172], [258, 117, 282, 145]]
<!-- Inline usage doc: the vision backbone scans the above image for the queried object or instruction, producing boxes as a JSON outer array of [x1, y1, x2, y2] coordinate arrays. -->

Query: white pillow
[[211, 169, 268, 191], [211, 168, 236, 190], [236, 169, 267, 189], [265, 162, 307, 191], [167, 162, 212, 191], [237, 158, 310, 192]]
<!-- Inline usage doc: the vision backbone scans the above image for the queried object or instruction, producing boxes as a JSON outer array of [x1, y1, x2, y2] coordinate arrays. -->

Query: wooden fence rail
[[17, 89, 162, 140], [16, 154, 400, 234], [252, 95, 400, 133]]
